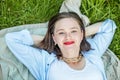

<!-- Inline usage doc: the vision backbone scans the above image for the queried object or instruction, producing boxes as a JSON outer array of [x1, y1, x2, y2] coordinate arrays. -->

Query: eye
[[58, 32, 65, 35], [71, 30, 77, 33]]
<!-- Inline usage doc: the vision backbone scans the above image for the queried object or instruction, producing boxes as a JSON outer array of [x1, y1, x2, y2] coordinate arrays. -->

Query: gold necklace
[[60, 54, 83, 64]]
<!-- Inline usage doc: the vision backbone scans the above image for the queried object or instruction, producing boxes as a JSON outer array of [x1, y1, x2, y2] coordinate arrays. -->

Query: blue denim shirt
[[5, 19, 117, 80]]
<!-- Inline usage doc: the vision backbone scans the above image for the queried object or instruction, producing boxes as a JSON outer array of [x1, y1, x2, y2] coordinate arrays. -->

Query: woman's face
[[52, 18, 83, 55]]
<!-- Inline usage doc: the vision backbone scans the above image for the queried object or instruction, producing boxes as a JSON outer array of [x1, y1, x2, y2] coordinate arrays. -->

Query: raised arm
[[86, 19, 117, 57], [5, 30, 48, 80], [85, 22, 102, 37]]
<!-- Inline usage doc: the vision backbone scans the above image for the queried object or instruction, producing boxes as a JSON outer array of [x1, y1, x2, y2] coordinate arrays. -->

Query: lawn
[[0, 0, 120, 59]]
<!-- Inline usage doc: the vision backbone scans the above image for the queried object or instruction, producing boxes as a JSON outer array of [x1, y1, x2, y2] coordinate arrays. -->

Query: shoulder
[[40, 49, 56, 64]]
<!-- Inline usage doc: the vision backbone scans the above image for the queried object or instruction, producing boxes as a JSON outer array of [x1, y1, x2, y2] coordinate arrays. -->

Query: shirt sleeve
[[87, 19, 117, 57], [5, 29, 47, 80]]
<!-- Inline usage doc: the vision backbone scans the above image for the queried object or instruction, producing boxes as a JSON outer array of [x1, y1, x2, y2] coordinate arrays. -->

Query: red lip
[[64, 41, 74, 45]]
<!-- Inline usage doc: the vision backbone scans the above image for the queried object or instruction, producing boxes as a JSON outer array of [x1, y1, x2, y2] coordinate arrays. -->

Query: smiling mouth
[[64, 41, 75, 45]]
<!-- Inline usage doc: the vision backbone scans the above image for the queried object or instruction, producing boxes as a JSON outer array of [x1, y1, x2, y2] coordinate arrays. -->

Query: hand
[[31, 35, 44, 47], [85, 22, 102, 37]]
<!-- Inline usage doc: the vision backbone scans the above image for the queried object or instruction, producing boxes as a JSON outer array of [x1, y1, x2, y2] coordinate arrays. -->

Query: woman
[[5, 12, 116, 80]]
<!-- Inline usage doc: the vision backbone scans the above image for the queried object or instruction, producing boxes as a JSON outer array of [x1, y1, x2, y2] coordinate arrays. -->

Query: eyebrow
[[56, 29, 64, 33], [56, 27, 79, 33], [71, 27, 79, 29]]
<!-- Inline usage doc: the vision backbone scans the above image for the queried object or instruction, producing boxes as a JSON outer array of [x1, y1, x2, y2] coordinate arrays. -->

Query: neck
[[61, 49, 80, 58], [60, 53, 83, 64]]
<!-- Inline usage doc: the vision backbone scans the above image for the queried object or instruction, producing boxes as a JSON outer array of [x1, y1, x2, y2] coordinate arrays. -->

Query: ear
[[52, 34, 57, 45]]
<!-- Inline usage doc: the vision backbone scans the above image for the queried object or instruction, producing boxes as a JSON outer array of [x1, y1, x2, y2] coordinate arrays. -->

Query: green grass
[[0, 0, 64, 29], [0, 0, 120, 59], [81, 0, 120, 59]]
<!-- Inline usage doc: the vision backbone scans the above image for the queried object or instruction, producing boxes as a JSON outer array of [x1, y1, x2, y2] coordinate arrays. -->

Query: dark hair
[[39, 12, 91, 59]]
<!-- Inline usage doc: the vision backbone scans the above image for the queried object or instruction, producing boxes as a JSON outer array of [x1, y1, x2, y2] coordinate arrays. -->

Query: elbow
[[99, 19, 117, 33], [5, 33, 11, 41], [5, 33, 14, 45], [107, 19, 117, 32]]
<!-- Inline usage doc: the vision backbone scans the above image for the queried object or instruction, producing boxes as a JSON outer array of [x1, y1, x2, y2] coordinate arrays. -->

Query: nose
[[65, 33, 71, 40]]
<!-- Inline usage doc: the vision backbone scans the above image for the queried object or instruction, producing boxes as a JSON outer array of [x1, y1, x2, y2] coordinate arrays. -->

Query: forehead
[[54, 18, 80, 31]]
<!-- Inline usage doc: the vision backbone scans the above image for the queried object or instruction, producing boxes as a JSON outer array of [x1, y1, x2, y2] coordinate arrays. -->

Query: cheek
[[53, 35, 63, 45], [56, 37, 63, 45], [54, 38, 64, 49], [78, 31, 83, 41], [74, 34, 83, 44]]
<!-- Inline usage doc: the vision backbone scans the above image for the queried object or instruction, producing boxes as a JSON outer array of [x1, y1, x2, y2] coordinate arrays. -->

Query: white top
[[48, 58, 103, 80]]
